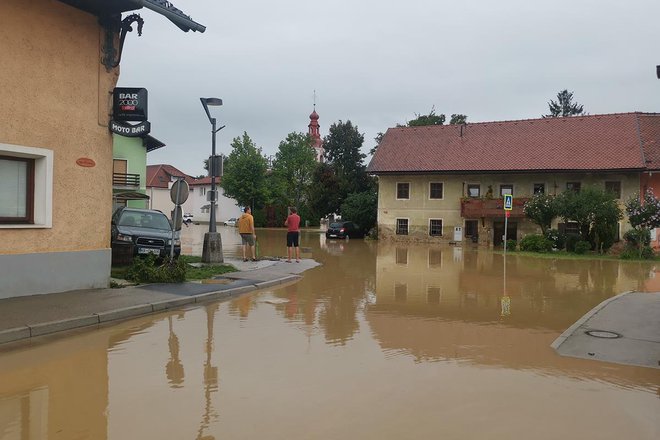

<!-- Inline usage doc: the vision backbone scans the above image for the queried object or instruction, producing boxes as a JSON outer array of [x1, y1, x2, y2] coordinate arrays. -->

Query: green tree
[[271, 132, 317, 209], [220, 132, 269, 209], [555, 187, 621, 250], [340, 190, 378, 234], [545, 89, 585, 117], [449, 114, 468, 125], [523, 193, 557, 235], [307, 163, 342, 219], [323, 120, 371, 200], [407, 108, 445, 126]]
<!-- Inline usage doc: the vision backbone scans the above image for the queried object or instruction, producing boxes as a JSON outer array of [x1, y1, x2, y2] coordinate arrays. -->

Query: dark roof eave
[[57, 0, 205, 33], [367, 168, 646, 176]]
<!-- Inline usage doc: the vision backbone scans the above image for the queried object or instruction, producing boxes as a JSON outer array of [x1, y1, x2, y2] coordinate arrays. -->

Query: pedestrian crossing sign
[[503, 194, 513, 211]]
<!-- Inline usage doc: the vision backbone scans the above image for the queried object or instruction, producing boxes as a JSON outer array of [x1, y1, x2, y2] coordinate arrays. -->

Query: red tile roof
[[367, 113, 660, 174], [189, 176, 222, 186], [146, 164, 194, 188]]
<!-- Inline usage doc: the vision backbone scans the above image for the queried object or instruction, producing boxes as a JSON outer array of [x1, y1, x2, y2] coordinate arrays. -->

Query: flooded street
[[1, 226, 659, 439]]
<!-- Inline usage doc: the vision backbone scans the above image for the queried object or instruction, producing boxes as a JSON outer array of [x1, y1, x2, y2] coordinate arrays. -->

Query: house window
[[0, 144, 53, 229], [467, 184, 480, 198], [561, 221, 580, 235], [396, 182, 410, 200], [429, 182, 443, 199], [429, 219, 443, 236], [605, 181, 621, 199], [394, 283, 407, 303], [533, 183, 545, 195], [428, 249, 442, 268], [0, 156, 34, 223], [427, 287, 441, 304], [500, 184, 513, 196], [396, 218, 408, 235], [395, 247, 408, 265], [566, 182, 581, 193]]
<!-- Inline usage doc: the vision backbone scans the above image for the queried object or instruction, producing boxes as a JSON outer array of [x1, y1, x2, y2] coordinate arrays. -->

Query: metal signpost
[[503, 194, 513, 253], [169, 178, 189, 259]]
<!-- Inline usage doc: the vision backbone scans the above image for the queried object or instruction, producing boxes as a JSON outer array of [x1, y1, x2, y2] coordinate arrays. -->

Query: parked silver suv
[[111, 207, 180, 265]]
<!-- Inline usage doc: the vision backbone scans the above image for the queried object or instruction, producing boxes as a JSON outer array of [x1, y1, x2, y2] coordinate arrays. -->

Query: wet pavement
[[1, 226, 659, 439]]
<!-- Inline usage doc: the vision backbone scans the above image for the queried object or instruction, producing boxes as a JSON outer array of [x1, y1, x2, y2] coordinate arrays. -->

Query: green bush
[[544, 229, 566, 250], [125, 255, 186, 283], [620, 244, 655, 260], [573, 240, 592, 254], [505, 239, 517, 251], [623, 229, 650, 247], [565, 233, 581, 252], [520, 234, 553, 253]]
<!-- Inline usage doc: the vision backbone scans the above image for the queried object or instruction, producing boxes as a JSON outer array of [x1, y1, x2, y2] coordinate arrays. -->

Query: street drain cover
[[585, 330, 621, 339]]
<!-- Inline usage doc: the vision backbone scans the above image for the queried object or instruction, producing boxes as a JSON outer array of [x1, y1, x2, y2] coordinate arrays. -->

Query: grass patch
[[111, 254, 238, 282], [498, 250, 659, 262]]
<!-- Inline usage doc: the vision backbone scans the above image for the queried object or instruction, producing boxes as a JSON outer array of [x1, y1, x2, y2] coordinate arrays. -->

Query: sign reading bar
[[113, 87, 148, 122], [503, 194, 513, 211], [109, 120, 151, 137]]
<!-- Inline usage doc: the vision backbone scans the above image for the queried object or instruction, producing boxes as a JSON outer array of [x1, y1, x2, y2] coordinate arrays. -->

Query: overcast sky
[[118, 0, 660, 177]]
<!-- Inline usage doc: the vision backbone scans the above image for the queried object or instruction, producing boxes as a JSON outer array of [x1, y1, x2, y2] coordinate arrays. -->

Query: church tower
[[308, 102, 324, 163]]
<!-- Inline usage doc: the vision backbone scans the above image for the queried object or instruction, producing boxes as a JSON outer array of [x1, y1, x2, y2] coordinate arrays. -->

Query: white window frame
[[0, 143, 53, 229], [499, 184, 514, 197], [396, 182, 410, 200], [428, 218, 443, 237], [428, 181, 444, 200], [395, 218, 409, 235], [466, 183, 480, 198]]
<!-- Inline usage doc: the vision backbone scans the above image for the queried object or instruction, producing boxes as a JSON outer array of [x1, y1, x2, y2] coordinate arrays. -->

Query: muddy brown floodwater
[[1, 227, 659, 439]]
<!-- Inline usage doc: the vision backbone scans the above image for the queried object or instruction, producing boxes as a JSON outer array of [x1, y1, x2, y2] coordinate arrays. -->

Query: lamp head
[[200, 97, 223, 123]]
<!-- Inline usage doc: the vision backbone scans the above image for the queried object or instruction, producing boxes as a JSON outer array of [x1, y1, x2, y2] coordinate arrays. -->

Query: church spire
[[308, 90, 324, 162]]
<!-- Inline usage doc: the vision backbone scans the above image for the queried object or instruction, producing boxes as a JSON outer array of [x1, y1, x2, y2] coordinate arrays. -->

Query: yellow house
[[0, 0, 204, 298], [367, 113, 660, 246]]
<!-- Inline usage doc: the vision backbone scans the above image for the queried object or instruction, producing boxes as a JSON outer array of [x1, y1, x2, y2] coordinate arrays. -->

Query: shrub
[[544, 229, 566, 250], [573, 240, 592, 254], [520, 234, 553, 253], [620, 245, 655, 260], [623, 229, 650, 247], [125, 255, 187, 283], [505, 239, 517, 251]]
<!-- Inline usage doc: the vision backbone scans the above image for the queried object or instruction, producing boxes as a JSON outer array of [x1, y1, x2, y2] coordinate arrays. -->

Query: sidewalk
[[552, 291, 660, 369], [0, 257, 320, 346]]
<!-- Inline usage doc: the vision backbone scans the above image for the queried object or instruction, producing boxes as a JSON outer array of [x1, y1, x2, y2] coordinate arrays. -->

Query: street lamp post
[[200, 97, 225, 263]]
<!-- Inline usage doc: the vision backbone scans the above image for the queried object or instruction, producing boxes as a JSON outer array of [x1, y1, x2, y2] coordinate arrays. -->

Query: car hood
[[117, 225, 177, 239]]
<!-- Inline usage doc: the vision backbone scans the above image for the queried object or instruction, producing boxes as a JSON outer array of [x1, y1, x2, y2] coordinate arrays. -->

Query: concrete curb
[[0, 274, 305, 346], [551, 290, 634, 350], [29, 315, 100, 337]]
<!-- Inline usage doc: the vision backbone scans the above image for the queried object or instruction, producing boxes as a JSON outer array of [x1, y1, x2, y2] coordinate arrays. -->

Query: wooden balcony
[[113, 172, 140, 187], [460, 197, 529, 218]]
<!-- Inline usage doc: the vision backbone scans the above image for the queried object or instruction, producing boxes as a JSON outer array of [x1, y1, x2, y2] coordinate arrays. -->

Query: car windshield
[[329, 223, 343, 228], [119, 211, 171, 230]]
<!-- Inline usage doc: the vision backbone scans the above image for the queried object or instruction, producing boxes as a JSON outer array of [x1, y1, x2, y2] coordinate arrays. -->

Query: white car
[[224, 218, 237, 227], [183, 213, 194, 224]]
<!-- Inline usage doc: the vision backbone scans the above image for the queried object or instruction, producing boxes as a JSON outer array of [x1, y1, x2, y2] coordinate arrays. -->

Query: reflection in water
[[0, 231, 658, 439]]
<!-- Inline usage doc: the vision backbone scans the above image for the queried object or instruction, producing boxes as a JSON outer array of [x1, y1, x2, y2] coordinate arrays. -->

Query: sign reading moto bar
[[113, 87, 148, 122], [110, 120, 151, 137]]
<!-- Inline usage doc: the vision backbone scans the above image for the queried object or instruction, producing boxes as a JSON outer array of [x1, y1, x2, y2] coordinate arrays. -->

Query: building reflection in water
[[166, 314, 185, 388], [368, 242, 658, 387]]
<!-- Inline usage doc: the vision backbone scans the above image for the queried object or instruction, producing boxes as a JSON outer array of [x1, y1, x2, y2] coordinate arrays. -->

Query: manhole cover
[[585, 330, 621, 339]]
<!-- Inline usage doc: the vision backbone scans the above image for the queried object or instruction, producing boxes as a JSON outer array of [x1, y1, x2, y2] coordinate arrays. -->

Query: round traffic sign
[[170, 179, 189, 205]]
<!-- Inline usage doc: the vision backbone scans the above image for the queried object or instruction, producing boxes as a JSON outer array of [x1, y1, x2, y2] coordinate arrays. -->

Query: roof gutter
[[132, 0, 206, 33]]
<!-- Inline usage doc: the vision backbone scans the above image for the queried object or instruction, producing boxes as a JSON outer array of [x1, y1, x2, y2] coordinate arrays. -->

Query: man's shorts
[[287, 231, 300, 247], [241, 233, 255, 246]]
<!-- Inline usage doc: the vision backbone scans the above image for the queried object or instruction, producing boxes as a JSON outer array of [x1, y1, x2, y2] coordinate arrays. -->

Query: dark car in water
[[325, 221, 364, 239], [111, 207, 180, 265]]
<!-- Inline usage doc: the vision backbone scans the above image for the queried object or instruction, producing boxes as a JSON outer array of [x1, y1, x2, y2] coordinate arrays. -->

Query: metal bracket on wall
[[100, 13, 144, 70]]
